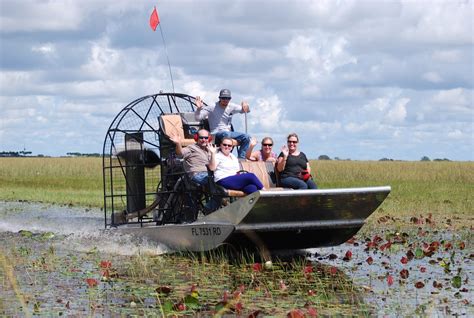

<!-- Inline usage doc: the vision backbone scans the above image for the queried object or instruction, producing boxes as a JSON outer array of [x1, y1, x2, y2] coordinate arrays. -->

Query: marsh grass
[[118, 251, 370, 316], [0, 157, 103, 207], [311, 160, 474, 229], [1, 231, 371, 316], [1, 157, 472, 315], [2, 158, 472, 226]]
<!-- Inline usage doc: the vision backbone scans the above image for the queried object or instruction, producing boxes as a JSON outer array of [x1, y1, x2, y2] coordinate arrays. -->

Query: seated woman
[[276, 133, 317, 189], [246, 137, 277, 162], [209, 137, 264, 194]]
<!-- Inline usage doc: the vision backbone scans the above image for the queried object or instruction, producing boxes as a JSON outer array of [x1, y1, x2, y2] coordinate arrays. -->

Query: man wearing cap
[[194, 89, 251, 159]]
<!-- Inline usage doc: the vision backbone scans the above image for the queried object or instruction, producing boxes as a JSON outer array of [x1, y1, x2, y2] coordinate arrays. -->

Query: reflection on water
[[0, 201, 167, 255]]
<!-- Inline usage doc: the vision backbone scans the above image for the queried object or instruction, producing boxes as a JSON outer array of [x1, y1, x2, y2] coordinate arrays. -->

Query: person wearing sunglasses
[[246, 137, 277, 162], [208, 137, 264, 194], [194, 88, 251, 159], [170, 129, 220, 211], [276, 133, 317, 189]]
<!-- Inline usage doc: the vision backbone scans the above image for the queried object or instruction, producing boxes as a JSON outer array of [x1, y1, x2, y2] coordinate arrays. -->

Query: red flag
[[149, 6, 160, 31]]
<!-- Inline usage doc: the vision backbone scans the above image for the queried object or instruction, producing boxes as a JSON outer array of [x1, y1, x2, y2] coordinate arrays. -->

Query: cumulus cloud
[[386, 98, 409, 124], [0, 0, 472, 160]]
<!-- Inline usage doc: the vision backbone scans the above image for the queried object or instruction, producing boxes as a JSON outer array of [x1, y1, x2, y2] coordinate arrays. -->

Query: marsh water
[[1, 201, 472, 316]]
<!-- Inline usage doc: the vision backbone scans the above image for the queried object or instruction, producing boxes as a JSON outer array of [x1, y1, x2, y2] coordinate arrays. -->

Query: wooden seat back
[[160, 114, 195, 147], [239, 161, 280, 189]]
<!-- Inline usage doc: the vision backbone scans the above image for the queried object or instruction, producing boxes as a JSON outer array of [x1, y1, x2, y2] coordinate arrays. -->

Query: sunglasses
[[220, 97, 231, 101], [198, 136, 209, 139], [221, 143, 233, 147], [262, 143, 273, 147], [287, 140, 298, 144]]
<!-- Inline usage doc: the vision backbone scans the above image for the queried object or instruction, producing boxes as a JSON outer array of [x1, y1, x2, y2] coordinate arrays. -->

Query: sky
[[0, 0, 473, 161]]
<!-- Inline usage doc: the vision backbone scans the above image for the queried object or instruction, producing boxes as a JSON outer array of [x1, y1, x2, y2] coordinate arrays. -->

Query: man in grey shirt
[[194, 88, 251, 159]]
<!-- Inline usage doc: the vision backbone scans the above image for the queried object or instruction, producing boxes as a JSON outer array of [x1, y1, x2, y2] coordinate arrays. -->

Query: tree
[[318, 155, 331, 160], [421, 156, 430, 161]]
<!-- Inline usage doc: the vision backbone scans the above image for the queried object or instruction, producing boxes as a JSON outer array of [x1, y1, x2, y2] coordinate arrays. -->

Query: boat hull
[[115, 187, 390, 252], [223, 186, 391, 250]]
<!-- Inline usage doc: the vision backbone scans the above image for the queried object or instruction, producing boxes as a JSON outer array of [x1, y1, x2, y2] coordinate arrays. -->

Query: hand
[[195, 96, 203, 110], [169, 134, 181, 144], [241, 101, 250, 113], [250, 137, 257, 147], [281, 145, 289, 157], [207, 143, 217, 154]]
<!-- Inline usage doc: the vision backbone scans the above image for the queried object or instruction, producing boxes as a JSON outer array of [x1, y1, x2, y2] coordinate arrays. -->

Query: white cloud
[[422, 71, 443, 83], [386, 98, 409, 123], [432, 88, 468, 106], [363, 98, 390, 112], [81, 40, 121, 78], [250, 95, 283, 131], [31, 43, 56, 56], [400, 0, 473, 45], [447, 129, 463, 139], [432, 49, 463, 63], [285, 34, 357, 75], [0, 0, 472, 160], [0, 1, 83, 32]]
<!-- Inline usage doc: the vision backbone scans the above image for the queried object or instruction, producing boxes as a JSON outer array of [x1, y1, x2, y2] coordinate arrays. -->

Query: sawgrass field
[[0, 157, 472, 225]]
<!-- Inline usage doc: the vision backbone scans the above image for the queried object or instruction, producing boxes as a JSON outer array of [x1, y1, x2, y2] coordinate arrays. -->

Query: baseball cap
[[219, 89, 231, 99]]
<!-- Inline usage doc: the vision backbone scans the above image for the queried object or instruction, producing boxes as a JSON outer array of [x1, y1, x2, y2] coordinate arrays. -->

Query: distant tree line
[[315, 154, 451, 162], [66, 152, 102, 157], [420, 156, 451, 162], [0, 150, 33, 157]]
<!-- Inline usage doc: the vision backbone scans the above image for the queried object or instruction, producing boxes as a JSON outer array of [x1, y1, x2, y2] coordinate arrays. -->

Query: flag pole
[[158, 24, 175, 94]]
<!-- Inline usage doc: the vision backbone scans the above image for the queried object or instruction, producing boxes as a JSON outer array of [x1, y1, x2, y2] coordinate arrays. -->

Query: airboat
[[103, 93, 390, 252]]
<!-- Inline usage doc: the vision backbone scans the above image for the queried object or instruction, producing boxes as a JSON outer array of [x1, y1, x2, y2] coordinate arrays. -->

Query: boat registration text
[[191, 227, 222, 236]]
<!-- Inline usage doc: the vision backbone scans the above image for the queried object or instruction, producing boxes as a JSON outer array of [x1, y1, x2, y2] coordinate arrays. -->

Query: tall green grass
[[1, 158, 472, 225], [311, 160, 473, 228], [0, 157, 103, 207]]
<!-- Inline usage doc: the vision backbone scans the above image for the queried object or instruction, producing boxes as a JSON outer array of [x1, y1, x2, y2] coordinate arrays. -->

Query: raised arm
[[169, 135, 183, 156], [276, 145, 289, 172], [245, 137, 258, 160], [194, 96, 210, 121], [207, 143, 217, 171]]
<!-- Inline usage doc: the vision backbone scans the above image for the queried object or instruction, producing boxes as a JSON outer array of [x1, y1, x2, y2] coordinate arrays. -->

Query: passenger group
[[169, 88, 317, 207]]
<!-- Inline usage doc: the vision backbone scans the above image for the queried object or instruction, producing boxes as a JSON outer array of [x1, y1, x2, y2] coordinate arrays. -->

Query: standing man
[[194, 88, 251, 159]]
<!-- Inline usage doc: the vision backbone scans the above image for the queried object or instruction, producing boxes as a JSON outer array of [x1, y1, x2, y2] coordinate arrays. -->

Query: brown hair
[[287, 133, 299, 142], [221, 137, 234, 145], [261, 137, 274, 146]]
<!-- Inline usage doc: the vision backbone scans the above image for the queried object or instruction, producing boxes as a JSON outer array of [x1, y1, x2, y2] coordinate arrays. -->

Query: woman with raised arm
[[209, 137, 264, 194], [246, 137, 277, 162], [276, 133, 317, 189]]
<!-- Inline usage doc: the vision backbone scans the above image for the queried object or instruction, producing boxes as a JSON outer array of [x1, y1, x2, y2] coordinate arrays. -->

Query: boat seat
[[208, 161, 283, 198], [239, 161, 284, 190], [160, 114, 195, 147]]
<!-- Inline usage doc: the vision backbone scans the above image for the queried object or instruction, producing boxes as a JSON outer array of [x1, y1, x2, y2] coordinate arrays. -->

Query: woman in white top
[[209, 137, 263, 194]]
